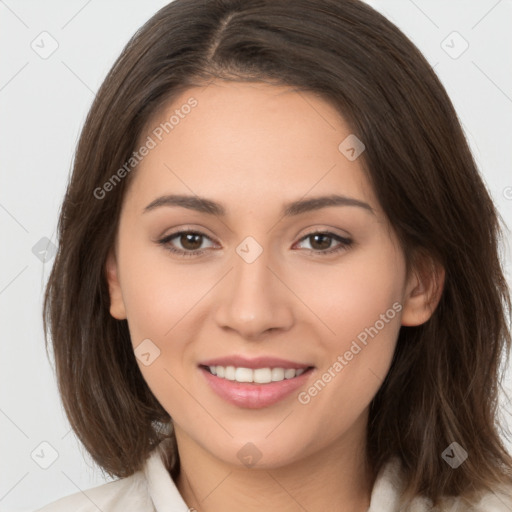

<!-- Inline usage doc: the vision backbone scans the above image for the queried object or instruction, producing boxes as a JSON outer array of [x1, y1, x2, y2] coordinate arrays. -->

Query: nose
[[214, 245, 295, 340]]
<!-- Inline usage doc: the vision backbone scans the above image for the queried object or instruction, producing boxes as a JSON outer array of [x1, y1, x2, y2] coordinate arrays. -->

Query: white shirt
[[35, 439, 512, 511]]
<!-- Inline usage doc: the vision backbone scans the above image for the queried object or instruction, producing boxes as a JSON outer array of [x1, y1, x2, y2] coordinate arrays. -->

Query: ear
[[104, 246, 127, 320], [401, 252, 445, 326]]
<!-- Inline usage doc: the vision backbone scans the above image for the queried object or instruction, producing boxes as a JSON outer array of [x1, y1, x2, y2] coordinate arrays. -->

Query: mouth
[[199, 364, 314, 384], [198, 359, 315, 409]]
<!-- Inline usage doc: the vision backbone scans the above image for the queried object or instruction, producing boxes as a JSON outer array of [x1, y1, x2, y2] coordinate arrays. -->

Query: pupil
[[182, 233, 202, 250], [312, 234, 330, 250]]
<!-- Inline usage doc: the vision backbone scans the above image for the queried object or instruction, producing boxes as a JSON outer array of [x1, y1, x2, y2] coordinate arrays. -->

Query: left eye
[[157, 230, 352, 257], [294, 231, 352, 254]]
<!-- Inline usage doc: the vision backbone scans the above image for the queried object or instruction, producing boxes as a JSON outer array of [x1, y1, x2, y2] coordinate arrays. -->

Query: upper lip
[[199, 356, 313, 370]]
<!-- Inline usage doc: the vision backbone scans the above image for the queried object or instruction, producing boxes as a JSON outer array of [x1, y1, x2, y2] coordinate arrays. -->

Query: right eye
[[157, 230, 217, 257]]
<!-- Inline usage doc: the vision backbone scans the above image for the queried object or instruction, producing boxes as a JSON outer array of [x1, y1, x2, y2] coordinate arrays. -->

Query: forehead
[[124, 81, 375, 213]]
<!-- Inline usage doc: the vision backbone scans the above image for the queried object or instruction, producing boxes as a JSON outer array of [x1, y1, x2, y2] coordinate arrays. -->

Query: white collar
[[143, 439, 190, 511], [142, 439, 512, 511]]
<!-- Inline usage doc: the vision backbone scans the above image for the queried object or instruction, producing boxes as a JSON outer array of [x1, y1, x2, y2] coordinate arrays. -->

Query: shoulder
[[441, 483, 512, 512], [34, 470, 153, 512], [370, 457, 512, 512], [34, 438, 189, 512]]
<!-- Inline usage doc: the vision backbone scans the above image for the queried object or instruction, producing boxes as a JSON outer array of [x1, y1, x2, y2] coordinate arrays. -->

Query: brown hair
[[43, 0, 512, 506]]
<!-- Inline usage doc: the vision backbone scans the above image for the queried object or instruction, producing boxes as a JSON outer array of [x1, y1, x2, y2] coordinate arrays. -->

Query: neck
[[174, 419, 374, 512]]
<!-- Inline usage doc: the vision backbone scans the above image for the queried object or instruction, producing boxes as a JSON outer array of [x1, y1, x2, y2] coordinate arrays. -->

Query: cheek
[[117, 249, 206, 420], [117, 234, 211, 347], [295, 239, 405, 347], [116, 237, 219, 411], [294, 242, 404, 407]]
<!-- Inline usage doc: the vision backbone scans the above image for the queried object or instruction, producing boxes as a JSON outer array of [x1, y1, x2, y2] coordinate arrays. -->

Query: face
[[106, 80, 434, 469]]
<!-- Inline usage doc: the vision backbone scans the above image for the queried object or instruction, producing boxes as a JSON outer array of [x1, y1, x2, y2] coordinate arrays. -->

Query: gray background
[[1, 0, 511, 510]]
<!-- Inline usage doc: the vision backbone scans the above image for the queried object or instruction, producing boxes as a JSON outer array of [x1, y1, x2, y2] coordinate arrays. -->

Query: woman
[[38, 0, 512, 510]]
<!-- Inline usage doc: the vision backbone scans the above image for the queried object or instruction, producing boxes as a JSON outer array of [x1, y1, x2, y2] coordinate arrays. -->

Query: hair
[[43, 0, 512, 507]]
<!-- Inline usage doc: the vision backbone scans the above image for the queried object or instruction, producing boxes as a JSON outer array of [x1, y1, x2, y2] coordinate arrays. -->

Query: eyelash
[[157, 229, 353, 258]]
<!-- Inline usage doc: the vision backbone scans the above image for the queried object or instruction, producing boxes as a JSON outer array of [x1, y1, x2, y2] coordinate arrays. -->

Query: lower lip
[[200, 366, 314, 409]]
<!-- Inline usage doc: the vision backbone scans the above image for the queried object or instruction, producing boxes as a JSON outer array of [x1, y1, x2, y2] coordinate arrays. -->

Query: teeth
[[235, 367, 253, 383], [207, 365, 307, 383], [254, 368, 272, 384], [225, 366, 236, 380], [284, 368, 296, 379], [271, 367, 284, 381]]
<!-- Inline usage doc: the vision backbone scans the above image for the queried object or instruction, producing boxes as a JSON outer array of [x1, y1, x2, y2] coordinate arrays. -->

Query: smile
[[204, 365, 308, 383], [199, 363, 315, 409]]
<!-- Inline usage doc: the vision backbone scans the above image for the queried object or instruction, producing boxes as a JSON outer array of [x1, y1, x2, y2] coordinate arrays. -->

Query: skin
[[105, 81, 444, 512]]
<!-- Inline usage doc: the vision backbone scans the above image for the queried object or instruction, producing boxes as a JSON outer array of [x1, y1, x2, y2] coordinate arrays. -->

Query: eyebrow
[[143, 193, 374, 217]]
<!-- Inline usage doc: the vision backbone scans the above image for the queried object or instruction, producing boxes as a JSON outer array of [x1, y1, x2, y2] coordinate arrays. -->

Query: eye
[[157, 230, 217, 257], [157, 229, 353, 258], [294, 231, 353, 255]]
